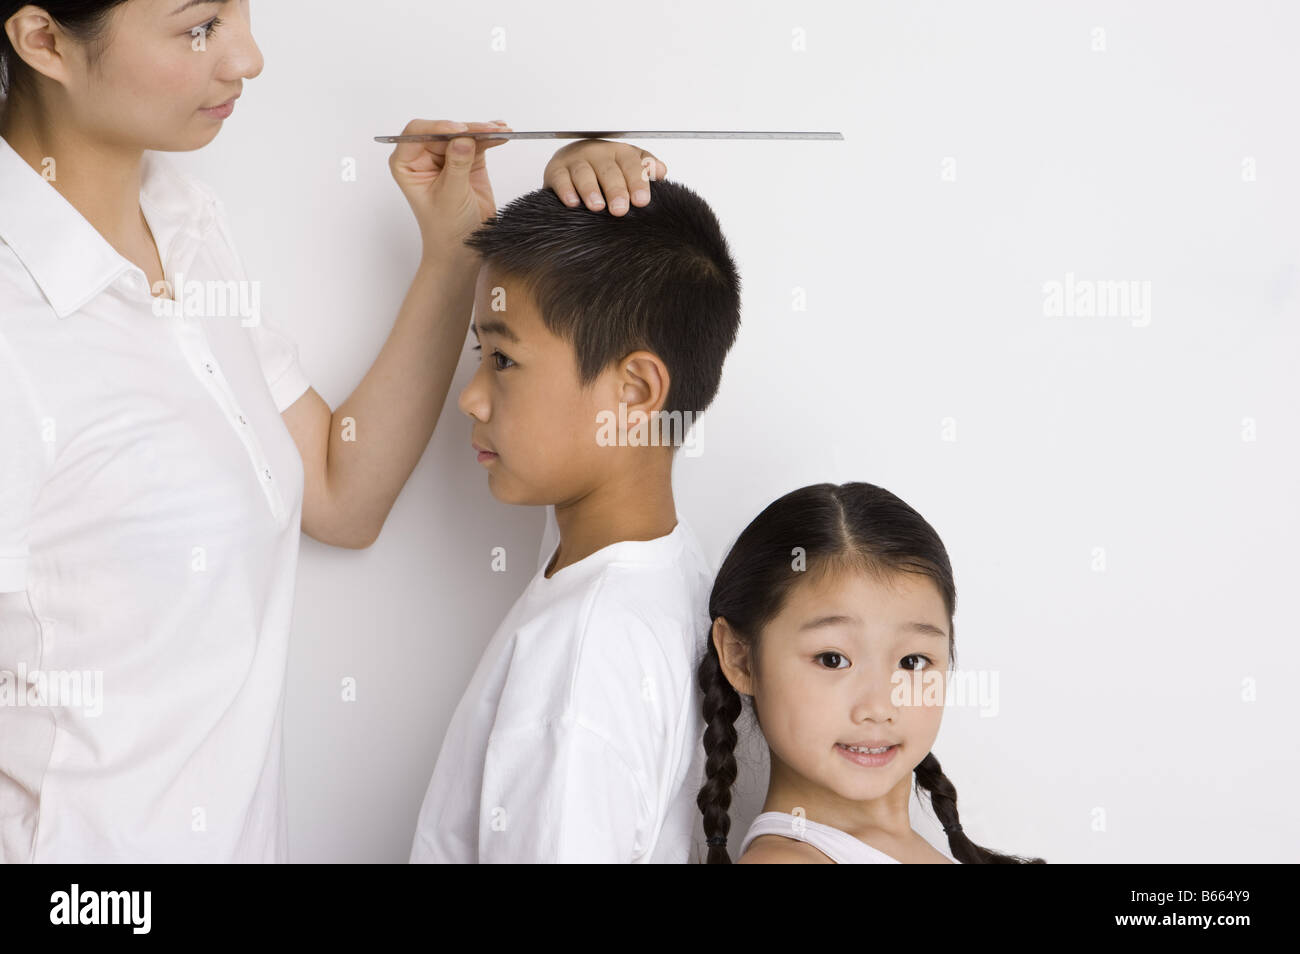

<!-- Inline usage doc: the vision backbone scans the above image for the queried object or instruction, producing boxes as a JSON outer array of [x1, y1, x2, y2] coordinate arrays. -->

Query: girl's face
[[747, 567, 952, 804], [35, 0, 263, 151]]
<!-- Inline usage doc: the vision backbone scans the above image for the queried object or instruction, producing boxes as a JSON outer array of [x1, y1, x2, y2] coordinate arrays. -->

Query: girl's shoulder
[[737, 833, 835, 864]]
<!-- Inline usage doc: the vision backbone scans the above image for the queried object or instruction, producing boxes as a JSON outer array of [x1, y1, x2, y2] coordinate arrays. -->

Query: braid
[[914, 752, 1046, 864], [696, 637, 742, 864]]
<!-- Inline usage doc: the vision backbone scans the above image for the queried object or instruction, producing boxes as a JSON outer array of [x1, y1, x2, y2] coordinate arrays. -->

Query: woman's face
[[42, 0, 263, 151], [747, 566, 953, 804]]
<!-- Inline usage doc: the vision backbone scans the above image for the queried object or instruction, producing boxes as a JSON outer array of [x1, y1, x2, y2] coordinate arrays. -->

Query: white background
[[171, 0, 1300, 862]]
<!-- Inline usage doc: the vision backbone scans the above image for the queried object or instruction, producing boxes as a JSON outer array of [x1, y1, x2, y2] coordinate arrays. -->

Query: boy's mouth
[[472, 441, 498, 463]]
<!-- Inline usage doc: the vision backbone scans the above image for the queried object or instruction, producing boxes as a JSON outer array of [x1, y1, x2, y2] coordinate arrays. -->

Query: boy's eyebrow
[[798, 615, 949, 639], [469, 319, 520, 344]]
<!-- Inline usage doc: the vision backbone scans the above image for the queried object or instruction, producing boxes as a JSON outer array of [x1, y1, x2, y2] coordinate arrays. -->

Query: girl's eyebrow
[[905, 622, 950, 639], [798, 615, 949, 639], [470, 319, 519, 343]]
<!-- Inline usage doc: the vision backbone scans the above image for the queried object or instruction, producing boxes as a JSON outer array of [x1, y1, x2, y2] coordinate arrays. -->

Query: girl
[[697, 482, 1044, 864], [0, 0, 663, 862]]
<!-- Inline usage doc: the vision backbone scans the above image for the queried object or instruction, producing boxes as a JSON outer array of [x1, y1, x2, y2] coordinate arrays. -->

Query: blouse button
[[263, 468, 272, 482], [204, 361, 215, 374], [237, 413, 247, 425]]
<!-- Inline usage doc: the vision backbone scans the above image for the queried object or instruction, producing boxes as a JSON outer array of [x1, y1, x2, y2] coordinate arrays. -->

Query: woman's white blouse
[[0, 133, 311, 861]]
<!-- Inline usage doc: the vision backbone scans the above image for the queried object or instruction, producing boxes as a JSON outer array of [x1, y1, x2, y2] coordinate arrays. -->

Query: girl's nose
[[848, 669, 900, 723]]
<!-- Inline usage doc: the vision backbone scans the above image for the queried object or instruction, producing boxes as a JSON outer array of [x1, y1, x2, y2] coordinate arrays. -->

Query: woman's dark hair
[[1, 1, 131, 97], [697, 481, 1045, 864]]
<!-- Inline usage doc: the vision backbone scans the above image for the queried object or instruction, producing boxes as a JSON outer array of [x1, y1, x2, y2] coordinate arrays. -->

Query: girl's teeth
[[844, 744, 893, 754]]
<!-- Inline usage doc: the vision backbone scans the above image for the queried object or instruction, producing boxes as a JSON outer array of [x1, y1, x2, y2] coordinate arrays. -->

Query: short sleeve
[[208, 194, 311, 414], [248, 317, 311, 413], [478, 720, 649, 863], [0, 335, 50, 593]]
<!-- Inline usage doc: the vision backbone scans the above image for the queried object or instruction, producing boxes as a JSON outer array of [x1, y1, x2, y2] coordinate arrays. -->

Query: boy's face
[[458, 265, 615, 506]]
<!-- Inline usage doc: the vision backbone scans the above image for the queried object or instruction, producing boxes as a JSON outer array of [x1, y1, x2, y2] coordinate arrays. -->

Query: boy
[[409, 178, 742, 863]]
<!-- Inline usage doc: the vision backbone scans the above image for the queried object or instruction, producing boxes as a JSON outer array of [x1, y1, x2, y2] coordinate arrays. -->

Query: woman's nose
[[227, 6, 265, 81]]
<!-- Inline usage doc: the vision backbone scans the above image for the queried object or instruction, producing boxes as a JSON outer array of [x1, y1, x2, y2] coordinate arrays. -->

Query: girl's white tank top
[[738, 811, 960, 864]]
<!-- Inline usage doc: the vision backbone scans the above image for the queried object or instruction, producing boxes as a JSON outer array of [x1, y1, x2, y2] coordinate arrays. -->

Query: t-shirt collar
[[0, 130, 216, 319]]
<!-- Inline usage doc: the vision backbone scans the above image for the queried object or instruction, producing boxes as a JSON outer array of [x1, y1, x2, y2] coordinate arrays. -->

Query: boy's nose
[[457, 375, 488, 421]]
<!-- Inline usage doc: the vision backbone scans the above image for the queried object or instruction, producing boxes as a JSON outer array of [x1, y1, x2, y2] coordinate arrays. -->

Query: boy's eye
[[815, 652, 850, 670], [470, 344, 515, 370], [900, 653, 933, 671]]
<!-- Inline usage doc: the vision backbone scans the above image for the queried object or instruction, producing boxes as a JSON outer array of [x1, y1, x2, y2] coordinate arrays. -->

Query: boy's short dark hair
[[464, 178, 741, 417]]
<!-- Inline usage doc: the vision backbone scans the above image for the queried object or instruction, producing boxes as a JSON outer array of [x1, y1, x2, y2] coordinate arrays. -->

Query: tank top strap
[[738, 812, 900, 864]]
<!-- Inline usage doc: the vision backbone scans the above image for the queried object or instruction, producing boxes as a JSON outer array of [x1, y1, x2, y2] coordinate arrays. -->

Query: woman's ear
[[6, 7, 73, 88], [712, 616, 755, 697]]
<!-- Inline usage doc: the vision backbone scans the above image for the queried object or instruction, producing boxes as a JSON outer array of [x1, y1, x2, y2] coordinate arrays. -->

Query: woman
[[0, 0, 666, 862]]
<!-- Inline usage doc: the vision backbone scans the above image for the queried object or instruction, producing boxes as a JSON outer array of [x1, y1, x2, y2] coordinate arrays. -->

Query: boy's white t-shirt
[[410, 512, 714, 863]]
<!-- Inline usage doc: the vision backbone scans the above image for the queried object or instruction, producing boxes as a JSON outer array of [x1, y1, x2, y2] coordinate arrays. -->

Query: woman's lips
[[200, 98, 237, 119], [835, 742, 899, 767]]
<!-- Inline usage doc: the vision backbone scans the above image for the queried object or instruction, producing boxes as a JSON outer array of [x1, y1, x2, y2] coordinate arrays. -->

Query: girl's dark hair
[[1, 1, 131, 97], [697, 482, 1045, 864]]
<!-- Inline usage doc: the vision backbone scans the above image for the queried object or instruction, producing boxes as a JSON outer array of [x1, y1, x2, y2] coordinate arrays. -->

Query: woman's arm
[[280, 252, 478, 549], [282, 121, 667, 548]]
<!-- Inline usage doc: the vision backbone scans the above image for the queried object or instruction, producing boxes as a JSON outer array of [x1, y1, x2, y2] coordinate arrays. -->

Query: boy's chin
[[484, 472, 551, 507]]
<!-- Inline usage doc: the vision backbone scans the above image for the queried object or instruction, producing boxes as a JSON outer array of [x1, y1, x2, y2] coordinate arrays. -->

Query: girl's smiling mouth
[[835, 742, 899, 767]]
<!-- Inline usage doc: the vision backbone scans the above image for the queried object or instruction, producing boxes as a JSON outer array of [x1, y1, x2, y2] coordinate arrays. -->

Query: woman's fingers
[[389, 118, 465, 173], [480, 119, 513, 151], [617, 150, 652, 207], [565, 159, 605, 211], [546, 166, 583, 207], [592, 156, 633, 215], [389, 119, 511, 174]]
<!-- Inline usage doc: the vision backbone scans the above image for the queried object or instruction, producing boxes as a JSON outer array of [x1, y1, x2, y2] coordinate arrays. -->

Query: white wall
[[172, 0, 1299, 862]]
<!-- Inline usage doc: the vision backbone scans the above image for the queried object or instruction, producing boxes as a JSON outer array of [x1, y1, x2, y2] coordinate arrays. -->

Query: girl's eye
[[193, 16, 222, 39], [815, 652, 850, 670], [900, 653, 933, 671], [470, 344, 515, 370]]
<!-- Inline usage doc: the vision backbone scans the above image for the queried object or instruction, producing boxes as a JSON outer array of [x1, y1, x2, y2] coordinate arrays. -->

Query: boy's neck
[[545, 464, 678, 578]]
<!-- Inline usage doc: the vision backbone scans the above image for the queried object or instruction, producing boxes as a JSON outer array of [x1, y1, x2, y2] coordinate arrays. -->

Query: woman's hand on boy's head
[[388, 118, 513, 263], [543, 139, 669, 216]]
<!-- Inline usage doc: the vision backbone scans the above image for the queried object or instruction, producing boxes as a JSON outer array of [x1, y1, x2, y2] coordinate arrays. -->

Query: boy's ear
[[712, 617, 755, 696], [616, 350, 670, 415]]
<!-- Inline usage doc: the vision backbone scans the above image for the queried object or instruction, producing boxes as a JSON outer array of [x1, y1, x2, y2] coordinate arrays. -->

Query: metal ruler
[[375, 129, 843, 143]]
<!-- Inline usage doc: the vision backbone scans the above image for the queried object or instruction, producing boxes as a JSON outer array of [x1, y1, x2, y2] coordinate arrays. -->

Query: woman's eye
[[815, 652, 850, 670], [192, 16, 222, 39], [900, 653, 933, 671]]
